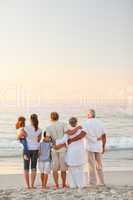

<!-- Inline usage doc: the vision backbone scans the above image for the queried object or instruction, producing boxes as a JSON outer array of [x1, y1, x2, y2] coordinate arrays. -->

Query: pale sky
[[0, 0, 133, 101]]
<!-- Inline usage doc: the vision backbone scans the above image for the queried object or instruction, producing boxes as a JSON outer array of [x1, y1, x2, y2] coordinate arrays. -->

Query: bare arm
[[38, 134, 42, 142], [65, 126, 82, 136], [102, 134, 107, 154], [53, 143, 66, 150], [38, 144, 41, 156], [68, 131, 86, 145], [97, 133, 107, 154]]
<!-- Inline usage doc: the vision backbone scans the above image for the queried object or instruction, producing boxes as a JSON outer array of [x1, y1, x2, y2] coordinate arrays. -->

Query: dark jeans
[[24, 150, 38, 171]]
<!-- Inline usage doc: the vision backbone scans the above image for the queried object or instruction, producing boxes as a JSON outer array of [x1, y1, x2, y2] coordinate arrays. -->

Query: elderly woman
[[54, 117, 86, 190]]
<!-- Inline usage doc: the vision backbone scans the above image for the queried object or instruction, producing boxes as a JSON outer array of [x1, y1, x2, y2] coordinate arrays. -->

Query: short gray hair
[[89, 109, 96, 118]]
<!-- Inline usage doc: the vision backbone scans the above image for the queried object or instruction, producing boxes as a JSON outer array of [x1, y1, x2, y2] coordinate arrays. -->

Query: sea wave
[[107, 136, 133, 150], [0, 136, 133, 157]]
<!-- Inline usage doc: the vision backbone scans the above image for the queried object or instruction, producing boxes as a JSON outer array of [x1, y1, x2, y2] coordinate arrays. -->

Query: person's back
[[39, 141, 51, 162], [25, 125, 41, 151], [38, 133, 51, 189], [66, 117, 86, 189], [46, 112, 68, 189], [46, 120, 67, 153], [66, 127, 86, 167], [69, 128, 84, 147], [83, 109, 106, 186], [46, 121, 65, 140], [83, 118, 105, 153]]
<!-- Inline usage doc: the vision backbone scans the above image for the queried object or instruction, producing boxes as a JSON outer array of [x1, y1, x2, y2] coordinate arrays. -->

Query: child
[[16, 116, 29, 160], [38, 131, 52, 189], [54, 117, 86, 190]]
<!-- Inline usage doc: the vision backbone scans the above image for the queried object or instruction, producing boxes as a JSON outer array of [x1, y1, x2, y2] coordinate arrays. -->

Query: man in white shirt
[[83, 109, 106, 186]]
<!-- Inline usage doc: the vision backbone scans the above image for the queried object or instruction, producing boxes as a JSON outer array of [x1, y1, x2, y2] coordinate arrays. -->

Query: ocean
[[0, 100, 133, 173]]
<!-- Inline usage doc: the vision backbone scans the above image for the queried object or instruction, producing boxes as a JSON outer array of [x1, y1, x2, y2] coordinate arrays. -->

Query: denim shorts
[[24, 150, 38, 171]]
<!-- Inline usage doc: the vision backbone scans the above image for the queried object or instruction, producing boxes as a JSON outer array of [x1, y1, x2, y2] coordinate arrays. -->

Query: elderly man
[[83, 109, 106, 186], [68, 109, 106, 186]]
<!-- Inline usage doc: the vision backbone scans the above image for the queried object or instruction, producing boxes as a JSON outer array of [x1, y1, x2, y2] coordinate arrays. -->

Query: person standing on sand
[[83, 109, 107, 186], [38, 131, 52, 189], [46, 112, 67, 189], [24, 114, 42, 189], [53, 117, 86, 190], [46, 112, 81, 189]]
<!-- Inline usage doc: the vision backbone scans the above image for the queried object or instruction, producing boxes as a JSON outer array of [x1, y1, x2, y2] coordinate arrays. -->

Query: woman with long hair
[[24, 114, 42, 189]]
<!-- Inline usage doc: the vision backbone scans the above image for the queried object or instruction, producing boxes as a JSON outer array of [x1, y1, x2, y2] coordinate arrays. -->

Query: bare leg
[[31, 170, 37, 188], [61, 171, 67, 188], [24, 171, 30, 189], [43, 174, 48, 188], [41, 173, 44, 188], [53, 171, 59, 189]]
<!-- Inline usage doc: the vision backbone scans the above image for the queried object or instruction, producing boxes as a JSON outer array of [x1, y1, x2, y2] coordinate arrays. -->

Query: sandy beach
[[0, 171, 133, 200], [0, 185, 133, 200]]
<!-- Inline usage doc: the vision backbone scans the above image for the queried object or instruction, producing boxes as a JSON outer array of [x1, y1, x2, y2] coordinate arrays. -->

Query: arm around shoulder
[[65, 126, 82, 136], [68, 130, 86, 145]]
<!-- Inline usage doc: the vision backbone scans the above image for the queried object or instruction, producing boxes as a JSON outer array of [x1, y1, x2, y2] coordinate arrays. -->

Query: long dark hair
[[30, 114, 39, 131]]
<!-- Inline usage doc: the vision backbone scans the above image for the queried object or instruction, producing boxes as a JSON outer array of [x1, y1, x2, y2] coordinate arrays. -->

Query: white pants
[[68, 165, 85, 189], [38, 161, 51, 174]]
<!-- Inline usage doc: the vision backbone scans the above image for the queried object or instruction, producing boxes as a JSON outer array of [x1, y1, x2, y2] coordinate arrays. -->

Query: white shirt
[[83, 118, 106, 153], [25, 125, 42, 150]]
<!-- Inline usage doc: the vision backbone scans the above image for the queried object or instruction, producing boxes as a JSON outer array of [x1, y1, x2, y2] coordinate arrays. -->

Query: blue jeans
[[20, 139, 29, 157]]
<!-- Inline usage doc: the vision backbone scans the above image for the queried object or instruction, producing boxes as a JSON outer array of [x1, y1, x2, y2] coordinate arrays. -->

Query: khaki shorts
[[52, 151, 67, 172]]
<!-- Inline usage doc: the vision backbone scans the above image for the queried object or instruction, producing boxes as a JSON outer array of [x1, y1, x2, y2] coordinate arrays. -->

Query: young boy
[[38, 131, 52, 189]]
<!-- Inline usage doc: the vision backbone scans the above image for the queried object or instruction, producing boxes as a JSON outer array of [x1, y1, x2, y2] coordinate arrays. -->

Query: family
[[16, 109, 106, 191]]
